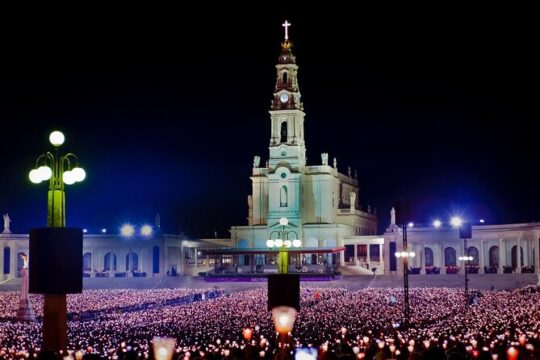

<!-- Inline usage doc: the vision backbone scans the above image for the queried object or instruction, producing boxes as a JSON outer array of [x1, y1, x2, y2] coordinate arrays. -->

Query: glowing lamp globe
[[284, 240, 292, 248], [71, 167, 86, 182], [62, 170, 76, 185], [29, 169, 42, 183], [120, 224, 135, 237], [279, 217, 288, 226], [266, 239, 275, 248], [395, 252, 401, 258], [272, 306, 297, 335], [451, 216, 463, 228], [37, 165, 52, 181], [49, 131, 65, 147], [140, 224, 153, 237], [292, 239, 301, 248], [433, 220, 442, 228], [274, 239, 283, 247]]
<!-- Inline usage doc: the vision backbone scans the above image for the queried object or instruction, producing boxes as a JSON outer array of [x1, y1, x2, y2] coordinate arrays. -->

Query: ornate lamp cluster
[[29, 131, 86, 186], [266, 217, 301, 274], [395, 251, 415, 258]]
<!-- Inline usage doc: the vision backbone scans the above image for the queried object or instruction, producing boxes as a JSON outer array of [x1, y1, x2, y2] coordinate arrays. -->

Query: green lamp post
[[29, 131, 86, 227], [28, 130, 86, 351]]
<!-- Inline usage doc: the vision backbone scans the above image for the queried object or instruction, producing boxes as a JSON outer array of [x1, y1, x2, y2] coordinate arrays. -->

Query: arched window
[[3, 247, 10, 275], [280, 122, 287, 143], [467, 246, 479, 266], [83, 252, 92, 272], [126, 252, 139, 271], [424, 247, 434, 267], [282, 72, 288, 84], [104, 252, 117, 271], [280, 185, 288, 207], [444, 247, 456, 267], [489, 246, 499, 267], [511, 245, 524, 269], [153, 246, 160, 274]]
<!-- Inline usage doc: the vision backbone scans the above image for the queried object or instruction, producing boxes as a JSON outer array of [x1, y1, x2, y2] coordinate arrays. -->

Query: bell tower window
[[282, 72, 288, 85], [280, 121, 287, 143]]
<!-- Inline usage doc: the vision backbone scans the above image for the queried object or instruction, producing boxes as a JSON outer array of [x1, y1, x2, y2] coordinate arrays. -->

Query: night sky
[[1, 6, 537, 236]]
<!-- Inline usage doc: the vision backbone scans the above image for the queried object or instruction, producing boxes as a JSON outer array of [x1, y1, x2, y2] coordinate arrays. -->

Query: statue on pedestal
[[247, 195, 253, 210], [2, 214, 11, 234], [16, 253, 35, 321], [349, 192, 356, 211], [321, 153, 328, 166], [253, 156, 260, 168], [391, 207, 396, 225]]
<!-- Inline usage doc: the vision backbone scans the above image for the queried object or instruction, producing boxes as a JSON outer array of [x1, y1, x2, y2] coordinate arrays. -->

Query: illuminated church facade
[[228, 23, 378, 271]]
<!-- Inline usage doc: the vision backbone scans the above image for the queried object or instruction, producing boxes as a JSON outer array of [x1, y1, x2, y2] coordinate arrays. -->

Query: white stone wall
[[384, 223, 540, 275]]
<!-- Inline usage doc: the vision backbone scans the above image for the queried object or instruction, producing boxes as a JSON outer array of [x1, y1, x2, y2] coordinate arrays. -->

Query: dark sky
[[1, 6, 537, 236]]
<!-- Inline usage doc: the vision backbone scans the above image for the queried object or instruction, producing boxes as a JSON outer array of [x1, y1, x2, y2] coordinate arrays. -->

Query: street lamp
[[29, 130, 86, 226], [120, 224, 135, 276], [395, 250, 415, 327], [28, 130, 85, 351], [266, 217, 300, 274], [452, 217, 472, 307], [120, 224, 153, 276]]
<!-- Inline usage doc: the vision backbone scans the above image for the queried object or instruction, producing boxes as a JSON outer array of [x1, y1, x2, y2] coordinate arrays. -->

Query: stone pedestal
[[16, 298, 36, 321], [17, 268, 35, 321]]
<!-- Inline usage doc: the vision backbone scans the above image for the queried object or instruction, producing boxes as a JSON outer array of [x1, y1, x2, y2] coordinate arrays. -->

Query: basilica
[[1, 22, 539, 281]]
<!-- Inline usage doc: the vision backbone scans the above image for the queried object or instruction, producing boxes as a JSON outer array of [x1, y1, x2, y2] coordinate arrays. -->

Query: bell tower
[[268, 20, 306, 171]]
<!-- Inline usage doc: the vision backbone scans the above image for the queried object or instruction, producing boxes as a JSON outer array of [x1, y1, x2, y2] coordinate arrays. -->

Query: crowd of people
[[0, 288, 222, 319], [0, 286, 539, 359]]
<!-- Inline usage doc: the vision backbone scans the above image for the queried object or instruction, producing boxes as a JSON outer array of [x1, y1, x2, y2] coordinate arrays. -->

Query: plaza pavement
[[1, 273, 537, 293]]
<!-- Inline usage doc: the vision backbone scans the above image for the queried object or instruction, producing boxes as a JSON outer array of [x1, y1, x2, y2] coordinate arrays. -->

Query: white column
[[420, 244, 425, 274], [517, 238, 522, 271], [533, 236, 540, 272], [367, 244, 371, 270], [479, 240, 485, 273], [0, 242, 4, 281], [164, 244, 169, 276], [524, 239, 528, 267], [180, 244, 185, 276], [9, 245, 16, 280], [440, 243, 444, 269], [499, 239, 504, 272], [353, 243, 358, 266], [379, 244, 383, 269]]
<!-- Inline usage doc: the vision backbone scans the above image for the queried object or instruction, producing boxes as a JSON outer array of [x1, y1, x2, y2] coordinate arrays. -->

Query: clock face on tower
[[280, 93, 289, 103]]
